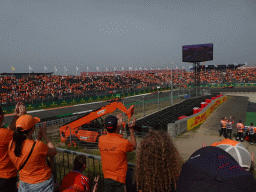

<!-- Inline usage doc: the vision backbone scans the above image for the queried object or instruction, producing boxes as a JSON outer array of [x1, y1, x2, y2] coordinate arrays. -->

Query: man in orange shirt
[[0, 102, 25, 192], [99, 114, 137, 192], [220, 117, 227, 139], [247, 123, 256, 145], [236, 120, 245, 142]]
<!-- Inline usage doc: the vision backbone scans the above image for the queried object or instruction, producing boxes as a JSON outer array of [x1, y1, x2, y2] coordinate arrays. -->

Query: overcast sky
[[0, 0, 256, 75]]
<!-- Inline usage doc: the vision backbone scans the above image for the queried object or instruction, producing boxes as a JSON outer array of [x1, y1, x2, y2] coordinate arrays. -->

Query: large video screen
[[182, 43, 213, 63]]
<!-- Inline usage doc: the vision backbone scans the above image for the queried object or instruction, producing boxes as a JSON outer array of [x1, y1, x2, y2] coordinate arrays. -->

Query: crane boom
[[60, 102, 134, 129]]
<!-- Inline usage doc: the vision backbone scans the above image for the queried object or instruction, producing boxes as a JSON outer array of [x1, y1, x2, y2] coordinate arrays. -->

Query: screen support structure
[[193, 62, 201, 97]]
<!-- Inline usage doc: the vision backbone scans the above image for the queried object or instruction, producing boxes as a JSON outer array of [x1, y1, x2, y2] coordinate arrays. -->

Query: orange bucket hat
[[16, 114, 40, 131]]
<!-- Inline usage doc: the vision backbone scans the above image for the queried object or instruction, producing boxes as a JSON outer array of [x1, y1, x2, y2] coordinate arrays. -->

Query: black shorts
[[0, 176, 17, 192], [104, 178, 126, 192]]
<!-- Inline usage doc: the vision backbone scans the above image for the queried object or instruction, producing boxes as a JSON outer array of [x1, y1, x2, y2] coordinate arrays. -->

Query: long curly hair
[[134, 130, 183, 192]]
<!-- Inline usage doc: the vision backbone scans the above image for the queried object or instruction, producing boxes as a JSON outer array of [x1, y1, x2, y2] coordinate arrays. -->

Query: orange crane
[[59, 102, 134, 147]]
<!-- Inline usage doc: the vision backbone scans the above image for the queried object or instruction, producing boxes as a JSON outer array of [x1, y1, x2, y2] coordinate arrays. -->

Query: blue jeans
[[18, 174, 54, 192]]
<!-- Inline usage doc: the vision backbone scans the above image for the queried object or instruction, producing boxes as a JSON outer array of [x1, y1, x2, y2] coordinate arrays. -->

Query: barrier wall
[[187, 96, 227, 131], [168, 95, 227, 137]]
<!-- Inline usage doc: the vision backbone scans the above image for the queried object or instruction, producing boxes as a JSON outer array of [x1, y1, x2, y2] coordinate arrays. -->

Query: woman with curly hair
[[134, 130, 183, 192]]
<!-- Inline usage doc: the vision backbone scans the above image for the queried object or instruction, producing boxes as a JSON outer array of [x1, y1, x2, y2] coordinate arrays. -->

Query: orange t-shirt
[[59, 171, 90, 192], [220, 120, 227, 128], [8, 139, 52, 184], [236, 123, 244, 132], [0, 128, 17, 178], [99, 133, 134, 184]]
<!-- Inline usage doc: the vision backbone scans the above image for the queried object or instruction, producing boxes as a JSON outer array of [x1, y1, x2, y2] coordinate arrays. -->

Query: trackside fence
[[34, 87, 210, 128], [53, 148, 135, 192]]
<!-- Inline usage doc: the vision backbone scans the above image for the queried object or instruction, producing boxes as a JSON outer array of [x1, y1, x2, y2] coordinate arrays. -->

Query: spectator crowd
[[1, 67, 256, 105]]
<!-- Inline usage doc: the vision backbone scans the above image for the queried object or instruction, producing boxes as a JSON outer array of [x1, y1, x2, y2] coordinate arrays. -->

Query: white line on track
[[72, 101, 105, 107], [27, 109, 45, 113], [72, 110, 92, 115]]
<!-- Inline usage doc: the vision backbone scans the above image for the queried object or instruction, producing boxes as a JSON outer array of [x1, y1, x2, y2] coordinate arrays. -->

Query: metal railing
[[53, 147, 135, 192]]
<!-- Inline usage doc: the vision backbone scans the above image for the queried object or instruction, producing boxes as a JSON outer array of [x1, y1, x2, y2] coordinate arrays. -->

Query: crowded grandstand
[[1, 66, 255, 106]]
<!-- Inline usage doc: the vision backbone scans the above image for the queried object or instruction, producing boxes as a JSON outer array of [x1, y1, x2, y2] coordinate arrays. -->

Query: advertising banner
[[187, 96, 227, 131]]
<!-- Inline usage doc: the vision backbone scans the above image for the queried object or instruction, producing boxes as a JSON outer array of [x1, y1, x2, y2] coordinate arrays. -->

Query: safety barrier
[[168, 95, 227, 139]]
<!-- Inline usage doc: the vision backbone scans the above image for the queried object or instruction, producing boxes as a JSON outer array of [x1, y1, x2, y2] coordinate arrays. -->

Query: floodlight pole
[[193, 62, 200, 97]]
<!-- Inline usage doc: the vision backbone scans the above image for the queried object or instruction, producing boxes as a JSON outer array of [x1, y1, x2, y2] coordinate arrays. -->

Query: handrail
[[55, 147, 135, 167]]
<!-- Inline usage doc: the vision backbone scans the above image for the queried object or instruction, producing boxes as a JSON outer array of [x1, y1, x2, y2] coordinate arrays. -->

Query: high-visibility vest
[[248, 126, 256, 135], [221, 120, 227, 128], [237, 123, 244, 132]]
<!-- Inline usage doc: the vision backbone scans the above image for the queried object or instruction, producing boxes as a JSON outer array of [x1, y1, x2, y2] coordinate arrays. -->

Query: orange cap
[[16, 114, 40, 131]]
